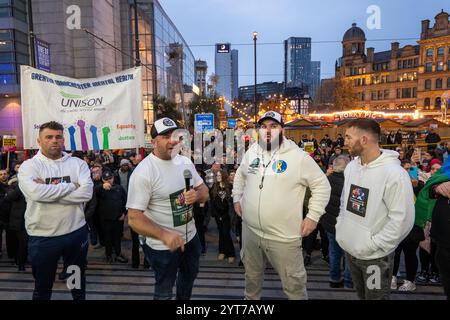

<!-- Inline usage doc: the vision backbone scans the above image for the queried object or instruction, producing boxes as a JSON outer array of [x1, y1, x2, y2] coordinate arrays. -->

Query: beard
[[348, 140, 363, 156], [259, 131, 283, 151]]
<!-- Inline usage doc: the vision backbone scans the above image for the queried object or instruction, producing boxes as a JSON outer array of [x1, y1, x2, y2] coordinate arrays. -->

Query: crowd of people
[[0, 115, 449, 301]]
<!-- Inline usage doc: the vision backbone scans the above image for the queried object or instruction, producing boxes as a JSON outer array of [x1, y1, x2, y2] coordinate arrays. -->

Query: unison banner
[[21, 66, 144, 151]]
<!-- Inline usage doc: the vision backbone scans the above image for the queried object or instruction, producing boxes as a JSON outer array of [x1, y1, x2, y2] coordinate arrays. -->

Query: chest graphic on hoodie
[[45, 176, 72, 184], [346, 184, 370, 217]]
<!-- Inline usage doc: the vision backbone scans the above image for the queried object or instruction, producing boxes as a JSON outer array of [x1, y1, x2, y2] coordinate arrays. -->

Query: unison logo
[[60, 91, 104, 108]]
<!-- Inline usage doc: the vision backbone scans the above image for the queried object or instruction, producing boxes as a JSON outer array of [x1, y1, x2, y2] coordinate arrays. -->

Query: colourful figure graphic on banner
[[68, 126, 76, 151], [90, 125, 99, 151], [77, 120, 88, 151], [102, 126, 110, 150]]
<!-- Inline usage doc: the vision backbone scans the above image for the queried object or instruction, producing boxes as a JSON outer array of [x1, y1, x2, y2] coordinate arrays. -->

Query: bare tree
[[334, 77, 358, 111]]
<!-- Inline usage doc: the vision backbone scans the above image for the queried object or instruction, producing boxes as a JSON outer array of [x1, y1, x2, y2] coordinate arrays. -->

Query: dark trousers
[[419, 242, 439, 274], [393, 239, 420, 281], [346, 252, 394, 300], [235, 215, 242, 250], [303, 223, 329, 256], [143, 234, 201, 300], [194, 207, 206, 252], [435, 243, 450, 300], [215, 214, 235, 258], [130, 228, 140, 267], [101, 220, 123, 257], [0, 227, 17, 258], [93, 213, 105, 246], [28, 225, 89, 300], [14, 230, 28, 267]]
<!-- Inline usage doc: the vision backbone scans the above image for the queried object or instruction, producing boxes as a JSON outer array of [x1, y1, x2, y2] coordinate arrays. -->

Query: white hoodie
[[335, 149, 414, 260], [232, 138, 331, 242], [18, 151, 93, 237]]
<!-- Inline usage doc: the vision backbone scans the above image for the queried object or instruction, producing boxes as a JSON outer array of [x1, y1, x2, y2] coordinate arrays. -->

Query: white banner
[[21, 66, 145, 151]]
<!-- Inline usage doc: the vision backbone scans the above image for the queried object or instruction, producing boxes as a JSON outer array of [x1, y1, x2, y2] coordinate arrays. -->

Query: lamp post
[[253, 31, 258, 126]]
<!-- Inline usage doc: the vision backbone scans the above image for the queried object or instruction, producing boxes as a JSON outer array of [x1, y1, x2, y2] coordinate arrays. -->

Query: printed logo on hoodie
[[45, 176, 72, 184], [272, 160, 287, 173], [346, 184, 369, 217]]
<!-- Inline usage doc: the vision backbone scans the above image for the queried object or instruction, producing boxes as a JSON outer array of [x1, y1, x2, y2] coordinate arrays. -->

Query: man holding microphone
[[126, 118, 209, 300]]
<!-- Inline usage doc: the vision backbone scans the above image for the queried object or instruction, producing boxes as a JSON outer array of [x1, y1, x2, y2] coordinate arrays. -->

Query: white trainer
[[391, 276, 398, 290], [398, 280, 416, 292]]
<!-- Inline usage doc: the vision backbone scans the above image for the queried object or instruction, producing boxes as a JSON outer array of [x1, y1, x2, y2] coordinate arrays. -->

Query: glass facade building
[[131, 0, 195, 130], [0, 0, 29, 93], [239, 81, 285, 101], [310, 61, 321, 99], [215, 43, 238, 115], [284, 37, 311, 89]]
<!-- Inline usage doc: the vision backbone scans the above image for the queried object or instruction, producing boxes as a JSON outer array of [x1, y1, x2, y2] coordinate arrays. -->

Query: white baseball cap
[[150, 117, 179, 138], [258, 111, 283, 126]]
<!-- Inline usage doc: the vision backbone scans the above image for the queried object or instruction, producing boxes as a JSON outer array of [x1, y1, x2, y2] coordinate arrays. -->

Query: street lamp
[[253, 31, 258, 126]]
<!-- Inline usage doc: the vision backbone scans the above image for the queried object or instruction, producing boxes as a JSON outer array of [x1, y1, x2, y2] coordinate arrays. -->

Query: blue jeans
[[28, 225, 89, 300], [327, 231, 353, 287], [143, 234, 201, 300]]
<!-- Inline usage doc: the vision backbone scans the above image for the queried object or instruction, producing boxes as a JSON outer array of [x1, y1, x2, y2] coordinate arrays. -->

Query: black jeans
[[194, 206, 206, 252], [419, 242, 439, 274], [143, 234, 202, 300], [435, 243, 450, 300], [393, 239, 420, 281], [14, 230, 28, 267], [303, 223, 329, 256], [0, 227, 17, 258], [215, 213, 235, 258], [130, 228, 140, 266], [101, 220, 123, 257], [28, 225, 89, 300]]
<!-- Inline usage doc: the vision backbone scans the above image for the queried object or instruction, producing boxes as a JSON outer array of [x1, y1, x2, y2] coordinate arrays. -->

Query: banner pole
[[6, 151, 10, 171]]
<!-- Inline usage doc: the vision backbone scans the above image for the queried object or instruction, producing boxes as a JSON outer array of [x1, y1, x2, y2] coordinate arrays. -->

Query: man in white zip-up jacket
[[335, 119, 414, 300], [18, 121, 93, 300], [232, 111, 331, 300]]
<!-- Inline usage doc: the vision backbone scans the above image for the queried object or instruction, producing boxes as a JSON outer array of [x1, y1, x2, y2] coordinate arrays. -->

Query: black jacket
[[430, 195, 450, 248], [319, 172, 345, 234], [95, 184, 127, 221], [4, 184, 26, 231], [0, 182, 11, 228], [84, 179, 102, 224], [425, 132, 441, 144]]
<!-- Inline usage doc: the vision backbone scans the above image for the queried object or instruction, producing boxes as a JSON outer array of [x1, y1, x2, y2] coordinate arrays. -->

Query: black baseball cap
[[102, 170, 114, 180], [150, 117, 179, 139]]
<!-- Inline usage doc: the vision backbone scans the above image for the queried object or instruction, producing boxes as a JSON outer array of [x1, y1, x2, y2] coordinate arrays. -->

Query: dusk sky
[[162, 0, 449, 86]]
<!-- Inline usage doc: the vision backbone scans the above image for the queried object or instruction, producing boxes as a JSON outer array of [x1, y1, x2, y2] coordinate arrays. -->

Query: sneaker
[[303, 254, 312, 266], [217, 253, 225, 261], [429, 272, 440, 284], [105, 256, 113, 263], [391, 276, 398, 290], [18, 265, 26, 272], [143, 260, 151, 269], [398, 280, 416, 292], [93, 244, 104, 250], [227, 257, 235, 264], [416, 271, 429, 283], [115, 255, 128, 263], [322, 254, 329, 264], [238, 260, 244, 267]]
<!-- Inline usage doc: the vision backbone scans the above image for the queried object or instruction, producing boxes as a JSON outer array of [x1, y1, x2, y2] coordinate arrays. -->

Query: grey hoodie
[[335, 149, 415, 260]]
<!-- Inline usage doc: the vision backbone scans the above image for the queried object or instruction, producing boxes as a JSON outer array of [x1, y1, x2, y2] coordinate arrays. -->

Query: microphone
[[184, 169, 192, 191]]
